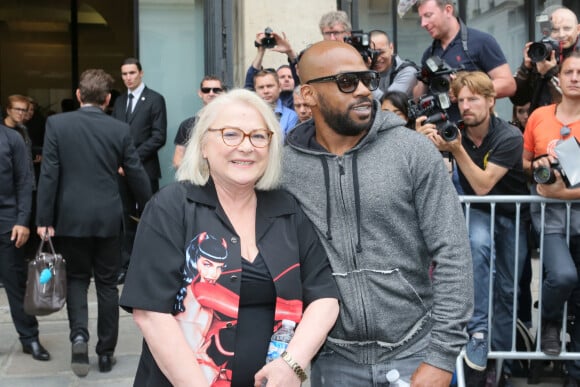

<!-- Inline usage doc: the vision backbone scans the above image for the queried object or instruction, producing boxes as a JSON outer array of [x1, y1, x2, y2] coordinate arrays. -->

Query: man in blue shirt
[[253, 70, 298, 137], [415, 0, 515, 122]]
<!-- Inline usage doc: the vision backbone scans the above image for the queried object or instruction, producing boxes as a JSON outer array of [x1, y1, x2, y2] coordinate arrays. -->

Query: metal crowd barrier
[[455, 195, 580, 387]]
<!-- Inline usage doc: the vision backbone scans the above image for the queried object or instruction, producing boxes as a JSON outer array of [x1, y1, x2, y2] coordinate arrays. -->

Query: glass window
[[464, 0, 527, 119], [138, 0, 203, 187], [0, 1, 135, 115]]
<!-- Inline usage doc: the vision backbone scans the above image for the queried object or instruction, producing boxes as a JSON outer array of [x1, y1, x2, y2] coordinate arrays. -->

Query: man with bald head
[[281, 41, 473, 386], [511, 6, 580, 114]]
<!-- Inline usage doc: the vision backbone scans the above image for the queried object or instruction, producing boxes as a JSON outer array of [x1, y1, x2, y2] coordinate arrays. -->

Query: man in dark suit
[[111, 58, 167, 284], [36, 69, 152, 377], [0, 122, 50, 362]]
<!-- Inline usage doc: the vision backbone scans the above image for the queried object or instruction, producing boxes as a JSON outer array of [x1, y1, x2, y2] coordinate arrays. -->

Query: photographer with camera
[[522, 51, 580, 386], [427, 71, 528, 384], [415, 0, 515, 122], [244, 28, 300, 109], [369, 30, 417, 99], [511, 7, 580, 115], [319, 10, 352, 41]]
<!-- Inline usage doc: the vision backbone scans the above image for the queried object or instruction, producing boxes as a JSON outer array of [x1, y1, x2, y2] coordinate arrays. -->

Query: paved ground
[[0, 283, 139, 386], [0, 258, 567, 386]]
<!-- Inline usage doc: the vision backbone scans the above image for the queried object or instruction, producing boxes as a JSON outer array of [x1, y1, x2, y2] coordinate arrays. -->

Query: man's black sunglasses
[[306, 71, 380, 93], [200, 87, 223, 94]]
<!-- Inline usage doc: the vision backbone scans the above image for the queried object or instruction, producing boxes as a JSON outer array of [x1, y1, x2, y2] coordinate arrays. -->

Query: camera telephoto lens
[[430, 75, 451, 94], [533, 166, 556, 185], [438, 122, 459, 142], [528, 42, 551, 63]]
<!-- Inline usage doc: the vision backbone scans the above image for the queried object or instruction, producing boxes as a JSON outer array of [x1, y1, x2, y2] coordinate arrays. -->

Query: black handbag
[[23, 235, 67, 316]]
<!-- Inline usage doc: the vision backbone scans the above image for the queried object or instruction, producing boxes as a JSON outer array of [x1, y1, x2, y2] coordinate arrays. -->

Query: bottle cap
[[386, 369, 400, 382], [281, 319, 296, 328]]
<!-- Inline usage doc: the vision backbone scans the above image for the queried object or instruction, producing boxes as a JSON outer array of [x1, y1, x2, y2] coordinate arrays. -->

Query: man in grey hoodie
[[281, 40, 473, 386]]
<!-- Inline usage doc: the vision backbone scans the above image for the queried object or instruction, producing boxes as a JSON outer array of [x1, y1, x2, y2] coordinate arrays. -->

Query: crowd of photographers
[[237, 2, 580, 386]]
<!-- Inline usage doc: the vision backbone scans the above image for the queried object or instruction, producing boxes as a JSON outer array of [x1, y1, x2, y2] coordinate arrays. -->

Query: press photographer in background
[[413, 75, 462, 189], [244, 28, 300, 109], [427, 71, 528, 385], [511, 7, 580, 115], [522, 51, 580, 386], [369, 30, 417, 99], [415, 0, 515, 122]]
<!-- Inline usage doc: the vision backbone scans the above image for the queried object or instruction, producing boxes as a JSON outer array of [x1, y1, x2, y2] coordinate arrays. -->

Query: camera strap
[[430, 18, 479, 72]]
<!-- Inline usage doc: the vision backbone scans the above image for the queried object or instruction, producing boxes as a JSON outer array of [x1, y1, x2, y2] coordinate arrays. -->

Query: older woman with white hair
[[120, 89, 339, 387]]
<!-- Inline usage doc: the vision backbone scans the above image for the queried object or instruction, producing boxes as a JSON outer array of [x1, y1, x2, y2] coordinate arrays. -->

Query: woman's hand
[[254, 357, 301, 387]]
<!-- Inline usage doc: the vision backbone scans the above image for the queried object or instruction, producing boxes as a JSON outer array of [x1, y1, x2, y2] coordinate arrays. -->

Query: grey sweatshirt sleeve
[[412, 142, 474, 372]]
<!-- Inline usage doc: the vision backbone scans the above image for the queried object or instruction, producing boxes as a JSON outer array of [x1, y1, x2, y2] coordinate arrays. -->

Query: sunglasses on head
[[306, 71, 380, 93], [201, 87, 223, 94]]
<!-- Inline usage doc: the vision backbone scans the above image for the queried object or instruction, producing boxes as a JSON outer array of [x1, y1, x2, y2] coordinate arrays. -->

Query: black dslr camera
[[528, 38, 561, 63], [256, 27, 277, 49], [344, 31, 379, 69], [408, 94, 461, 142], [533, 161, 568, 186], [417, 56, 458, 94]]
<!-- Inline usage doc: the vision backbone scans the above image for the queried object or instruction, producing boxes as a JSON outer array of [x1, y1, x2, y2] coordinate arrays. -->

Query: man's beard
[[318, 94, 375, 136]]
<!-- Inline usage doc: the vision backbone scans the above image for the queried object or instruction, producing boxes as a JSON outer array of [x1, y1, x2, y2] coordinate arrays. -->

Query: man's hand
[[254, 30, 295, 58], [254, 32, 268, 53], [522, 42, 534, 71], [411, 363, 452, 387], [415, 115, 437, 136], [11, 225, 30, 248], [270, 32, 294, 56], [118, 166, 125, 176], [37, 226, 55, 240], [428, 127, 462, 154], [535, 50, 558, 76]]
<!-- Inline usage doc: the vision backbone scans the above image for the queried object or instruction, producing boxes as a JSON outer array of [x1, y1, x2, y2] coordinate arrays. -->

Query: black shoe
[[541, 319, 561, 355], [117, 270, 126, 285], [71, 335, 89, 377], [98, 354, 116, 372], [22, 340, 50, 361]]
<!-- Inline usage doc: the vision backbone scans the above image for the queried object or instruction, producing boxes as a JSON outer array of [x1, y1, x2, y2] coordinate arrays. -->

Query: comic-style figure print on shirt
[[174, 232, 236, 384]]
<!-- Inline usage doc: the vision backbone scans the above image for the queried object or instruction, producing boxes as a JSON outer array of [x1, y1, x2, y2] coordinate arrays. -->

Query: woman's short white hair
[[176, 88, 283, 190]]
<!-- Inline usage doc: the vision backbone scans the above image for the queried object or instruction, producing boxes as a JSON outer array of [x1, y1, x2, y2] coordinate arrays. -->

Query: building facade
[[0, 0, 577, 186]]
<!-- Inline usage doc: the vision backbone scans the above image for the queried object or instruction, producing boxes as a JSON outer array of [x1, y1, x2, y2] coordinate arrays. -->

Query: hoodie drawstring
[[320, 155, 362, 253], [320, 158, 333, 241], [352, 153, 363, 253]]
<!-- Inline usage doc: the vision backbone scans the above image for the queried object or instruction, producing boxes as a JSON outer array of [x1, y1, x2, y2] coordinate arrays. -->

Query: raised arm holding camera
[[511, 7, 580, 114], [244, 28, 300, 109]]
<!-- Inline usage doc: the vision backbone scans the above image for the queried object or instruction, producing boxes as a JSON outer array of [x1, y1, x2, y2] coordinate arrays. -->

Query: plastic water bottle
[[386, 369, 410, 387], [262, 320, 296, 386], [265, 319, 295, 363]]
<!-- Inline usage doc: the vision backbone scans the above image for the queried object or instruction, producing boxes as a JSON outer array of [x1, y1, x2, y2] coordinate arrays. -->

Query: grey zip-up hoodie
[[281, 106, 473, 372]]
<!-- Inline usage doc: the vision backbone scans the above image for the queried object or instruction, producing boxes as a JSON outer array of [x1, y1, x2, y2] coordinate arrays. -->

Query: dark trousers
[[540, 234, 580, 378], [119, 175, 157, 270], [54, 236, 121, 356], [0, 232, 39, 345]]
